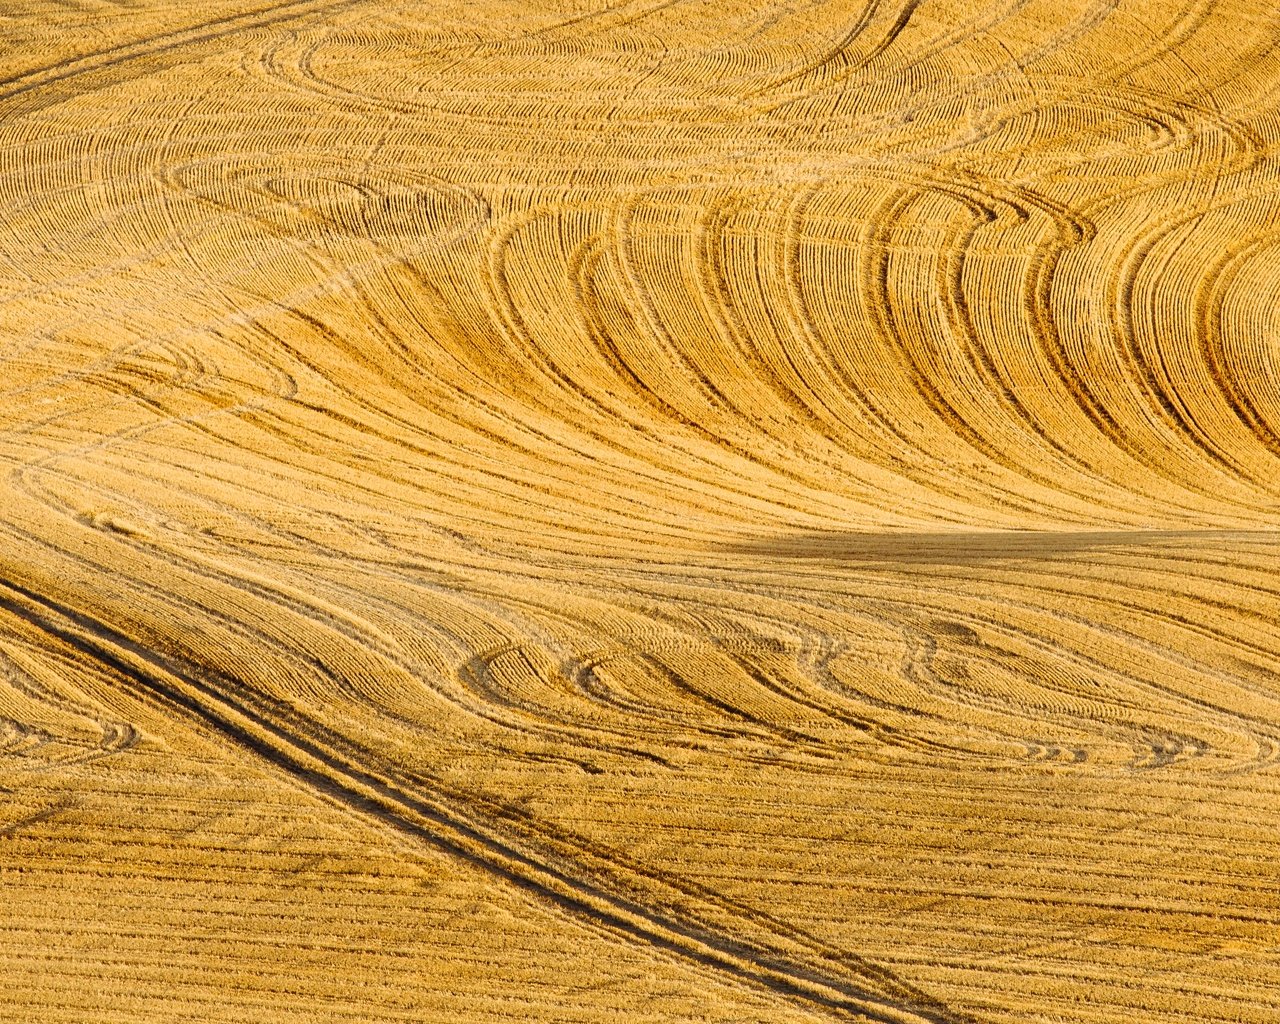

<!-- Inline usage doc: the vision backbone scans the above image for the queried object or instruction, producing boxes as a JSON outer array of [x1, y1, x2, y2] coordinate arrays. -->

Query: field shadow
[[721, 528, 1280, 566]]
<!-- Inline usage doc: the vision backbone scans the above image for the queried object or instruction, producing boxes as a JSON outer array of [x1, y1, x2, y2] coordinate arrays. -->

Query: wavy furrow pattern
[[2, 1, 1280, 1022]]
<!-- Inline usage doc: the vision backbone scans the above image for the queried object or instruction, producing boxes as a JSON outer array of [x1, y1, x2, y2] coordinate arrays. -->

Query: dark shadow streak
[[722, 528, 1280, 566]]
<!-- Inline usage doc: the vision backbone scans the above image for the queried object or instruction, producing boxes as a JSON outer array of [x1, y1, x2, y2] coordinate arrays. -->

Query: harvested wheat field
[[3, 1, 1280, 1022]]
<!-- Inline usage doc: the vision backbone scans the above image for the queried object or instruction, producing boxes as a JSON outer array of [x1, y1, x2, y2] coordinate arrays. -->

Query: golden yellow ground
[[2, 1, 1280, 1021]]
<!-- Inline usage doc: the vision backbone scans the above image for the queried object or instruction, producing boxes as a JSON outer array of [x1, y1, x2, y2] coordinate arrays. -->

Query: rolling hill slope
[[2, 1, 1280, 1022]]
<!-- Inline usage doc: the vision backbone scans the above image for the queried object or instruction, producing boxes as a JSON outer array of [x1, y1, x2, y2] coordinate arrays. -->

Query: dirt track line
[[0, 572, 974, 1024], [0, 0, 365, 103]]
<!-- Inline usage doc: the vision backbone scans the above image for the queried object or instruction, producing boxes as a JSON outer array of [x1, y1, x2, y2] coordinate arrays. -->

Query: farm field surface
[[2, 1, 1280, 1022]]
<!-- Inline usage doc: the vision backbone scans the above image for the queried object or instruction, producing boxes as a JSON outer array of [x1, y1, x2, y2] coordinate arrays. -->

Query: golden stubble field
[[2, 1, 1280, 1021]]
